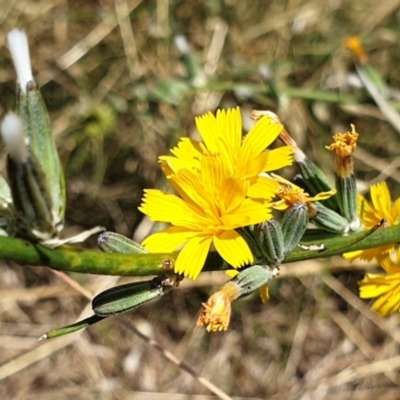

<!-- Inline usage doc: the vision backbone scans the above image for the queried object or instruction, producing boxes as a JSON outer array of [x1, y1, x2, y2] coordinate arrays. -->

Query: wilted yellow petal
[[310, 188, 337, 201], [259, 284, 270, 303]]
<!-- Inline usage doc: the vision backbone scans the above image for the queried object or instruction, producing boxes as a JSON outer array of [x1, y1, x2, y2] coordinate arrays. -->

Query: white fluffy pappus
[[7, 29, 34, 94], [173, 34, 189, 54], [0, 112, 29, 163]]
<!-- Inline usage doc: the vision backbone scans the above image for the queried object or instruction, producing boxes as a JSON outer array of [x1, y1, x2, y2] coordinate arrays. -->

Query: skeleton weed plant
[[1, 30, 400, 339]]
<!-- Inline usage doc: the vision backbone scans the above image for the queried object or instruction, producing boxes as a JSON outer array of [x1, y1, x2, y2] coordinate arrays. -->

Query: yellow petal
[[200, 154, 225, 194], [195, 112, 220, 153], [262, 146, 293, 172], [358, 194, 379, 228], [309, 188, 336, 202], [247, 176, 280, 200], [216, 107, 241, 152], [344, 245, 393, 262], [139, 189, 203, 228], [370, 182, 391, 219], [141, 226, 197, 252], [140, 190, 193, 223], [370, 287, 400, 317], [213, 230, 253, 268], [241, 116, 282, 162], [175, 235, 212, 279], [391, 196, 400, 225], [343, 249, 363, 261], [358, 274, 392, 298], [169, 137, 203, 164], [169, 168, 214, 212], [378, 252, 399, 274], [239, 153, 269, 178], [259, 284, 270, 303], [220, 198, 271, 228], [218, 176, 248, 214]]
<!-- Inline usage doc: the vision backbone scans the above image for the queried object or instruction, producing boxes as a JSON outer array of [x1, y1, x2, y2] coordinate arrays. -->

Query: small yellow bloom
[[344, 181, 400, 261], [140, 156, 273, 279], [197, 281, 241, 332], [272, 174, 336, 213], [358, 249, 400, 317], [161, 107, 293, 201], [326, 125, 358, 178], [343, 36, 367, 64]]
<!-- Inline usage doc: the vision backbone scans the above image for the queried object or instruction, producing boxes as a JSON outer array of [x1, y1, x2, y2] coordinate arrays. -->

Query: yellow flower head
[[161, 107, 293, 201], [139, 153, 273, 279], [343, 36, 367, 64], [272, 174, 336, 213], [196, 281, 240, 332], [358, 248, 400, 317], [344, 181, 400, 261], [326, 125, 358, 178]]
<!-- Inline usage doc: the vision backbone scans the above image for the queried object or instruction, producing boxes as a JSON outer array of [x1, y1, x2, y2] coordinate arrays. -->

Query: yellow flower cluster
[[139, 107, 293, 279], [345, 182, 400, 317]]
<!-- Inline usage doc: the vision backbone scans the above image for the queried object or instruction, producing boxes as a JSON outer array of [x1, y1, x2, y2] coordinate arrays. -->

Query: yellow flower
[[272, 174, 336, 212], [325, 125, 358, 178], [161, 107, 293, 201], [344, 181, 400, 261], [196, 281, 240, 332], [358, 248, 400, 317], [139, 154, 273, 279], [343, 36, 367, 64]]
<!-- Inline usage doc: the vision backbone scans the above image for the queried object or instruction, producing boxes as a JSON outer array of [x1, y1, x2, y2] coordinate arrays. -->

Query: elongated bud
[[98, 231, 148, 254], [174, 34, 206, 87], [281, 202, 309, 255], [5, 29, 66, 242], [234, 264, 279, 298], [39, 275, 181, 340], [93, 278, 165, 316], [1, 113, 57, 240], [93, 275, 180, 316], [326, 125, 360, 231], [310, 202, 350, 234], [255, 219, 285, 265], [197, 265, 279, 332]]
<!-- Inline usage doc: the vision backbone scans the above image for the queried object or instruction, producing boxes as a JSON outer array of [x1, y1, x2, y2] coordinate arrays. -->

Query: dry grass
[[1, 0, 400, 399]]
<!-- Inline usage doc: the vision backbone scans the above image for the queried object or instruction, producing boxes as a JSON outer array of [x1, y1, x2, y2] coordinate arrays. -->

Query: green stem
[[0, 223, 397, 276], [196, 82, 362, 104]]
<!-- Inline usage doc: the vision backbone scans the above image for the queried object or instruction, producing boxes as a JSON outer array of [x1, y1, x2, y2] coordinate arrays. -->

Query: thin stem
[[0, 223, 398, 276]]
